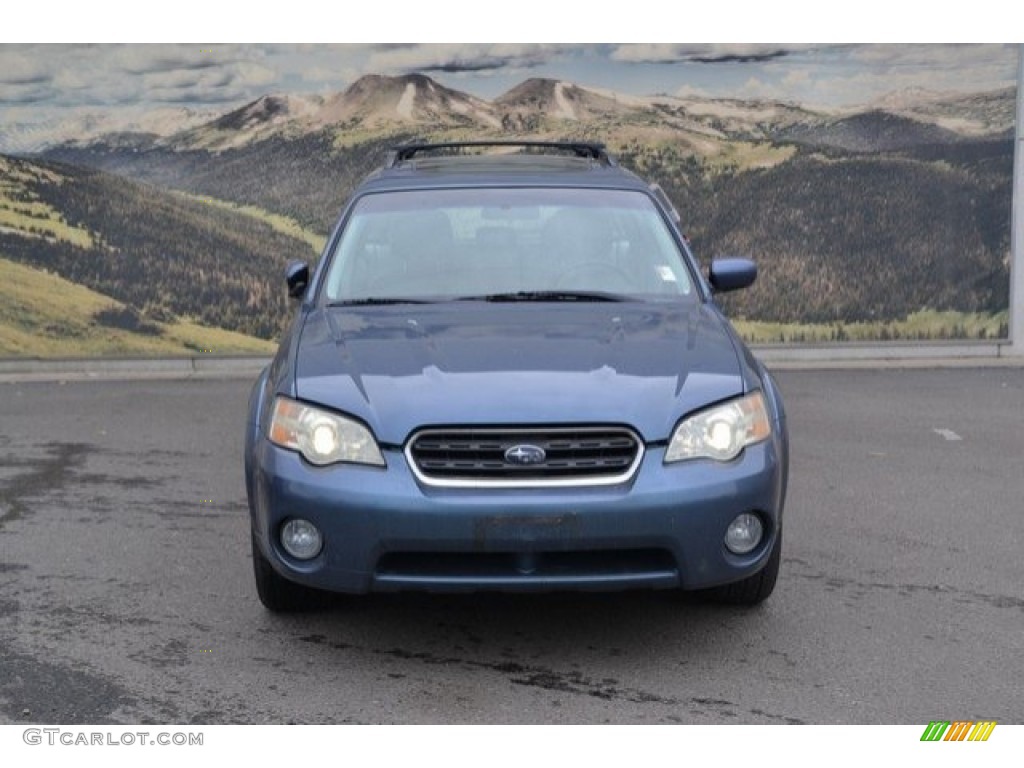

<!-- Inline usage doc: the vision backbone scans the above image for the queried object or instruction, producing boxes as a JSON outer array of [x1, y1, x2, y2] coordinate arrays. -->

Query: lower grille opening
[[376, 549, 677, 579]]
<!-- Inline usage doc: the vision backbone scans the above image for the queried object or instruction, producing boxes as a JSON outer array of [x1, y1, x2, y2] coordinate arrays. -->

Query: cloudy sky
[[0, 43, 1019, 142]]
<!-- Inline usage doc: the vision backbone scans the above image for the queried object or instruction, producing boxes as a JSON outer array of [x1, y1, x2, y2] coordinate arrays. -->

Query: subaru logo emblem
[[504, 444, 546, 465]]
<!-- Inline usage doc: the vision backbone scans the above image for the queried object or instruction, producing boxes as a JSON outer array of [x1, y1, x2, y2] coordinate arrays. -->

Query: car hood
[[293, 303, 744, 445]]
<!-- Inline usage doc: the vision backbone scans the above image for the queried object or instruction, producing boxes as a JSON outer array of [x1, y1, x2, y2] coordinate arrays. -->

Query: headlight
[[665, 391, 771, 463], [268, 396, 385, 467]]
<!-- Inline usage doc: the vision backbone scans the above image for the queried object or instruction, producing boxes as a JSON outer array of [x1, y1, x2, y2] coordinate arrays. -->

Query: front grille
[[405, 427, 643, 487]]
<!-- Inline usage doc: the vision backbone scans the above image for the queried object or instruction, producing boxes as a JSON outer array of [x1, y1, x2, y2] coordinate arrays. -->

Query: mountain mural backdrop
[[1, 70, 1015, 355]]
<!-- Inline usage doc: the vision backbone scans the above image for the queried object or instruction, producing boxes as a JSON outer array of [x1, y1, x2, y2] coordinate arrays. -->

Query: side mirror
[[708, 257, 757, 293], [285, 261, 309, 299]]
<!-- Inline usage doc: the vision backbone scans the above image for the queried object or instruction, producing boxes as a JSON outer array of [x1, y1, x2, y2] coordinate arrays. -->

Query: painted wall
[[0, 44, 1018, 355]]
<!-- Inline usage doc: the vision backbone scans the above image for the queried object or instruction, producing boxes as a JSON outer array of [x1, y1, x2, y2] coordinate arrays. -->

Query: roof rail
[[388, 141, 614, 167]]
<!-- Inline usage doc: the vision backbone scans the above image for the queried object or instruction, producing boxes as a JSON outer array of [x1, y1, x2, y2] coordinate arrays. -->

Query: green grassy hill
[[1, 153, 317, 353], [0, 256, 274, 357]]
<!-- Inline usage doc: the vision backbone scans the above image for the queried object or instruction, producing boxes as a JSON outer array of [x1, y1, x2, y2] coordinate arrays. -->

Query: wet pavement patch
[[128, 638, 191, 670], [0, 639, 137, 724], [0, 443, 93, 528]]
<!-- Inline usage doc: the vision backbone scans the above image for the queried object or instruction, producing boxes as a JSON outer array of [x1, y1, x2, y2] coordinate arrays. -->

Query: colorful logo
[[920, 721, 997, 742]]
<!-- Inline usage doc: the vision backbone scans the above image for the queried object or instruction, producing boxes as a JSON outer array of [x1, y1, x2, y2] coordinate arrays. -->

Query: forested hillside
[[44, 132, 410, 235], [627, 141, 1012, 323], [0, 153, 314, 341], [50, 135, 1010, 327], [24, 74, 1016, 343]]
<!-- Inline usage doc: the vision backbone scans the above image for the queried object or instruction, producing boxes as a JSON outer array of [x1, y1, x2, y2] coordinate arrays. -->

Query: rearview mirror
[[285, 261, 309, 299], [708, 258, 757, 293]]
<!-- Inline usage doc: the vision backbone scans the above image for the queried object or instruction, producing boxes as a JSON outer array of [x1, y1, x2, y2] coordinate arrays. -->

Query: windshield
[[322, 188, 695, 303]]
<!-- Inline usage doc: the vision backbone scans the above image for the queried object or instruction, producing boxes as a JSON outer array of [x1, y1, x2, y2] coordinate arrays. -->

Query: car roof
[[356, 141, 652, 195]]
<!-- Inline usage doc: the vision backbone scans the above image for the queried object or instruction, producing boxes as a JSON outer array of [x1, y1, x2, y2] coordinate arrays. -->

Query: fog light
[[725, 513, 763, 555], [280, 519, 323, 560]]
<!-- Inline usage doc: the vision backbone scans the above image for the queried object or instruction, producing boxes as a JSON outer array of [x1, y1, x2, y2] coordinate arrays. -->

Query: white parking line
[[933, 428, 963, 441]]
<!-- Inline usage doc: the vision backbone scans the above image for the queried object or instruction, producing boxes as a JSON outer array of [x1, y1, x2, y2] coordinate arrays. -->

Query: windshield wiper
[[458, 290, 627, 303], [327, 297, 436, 306]]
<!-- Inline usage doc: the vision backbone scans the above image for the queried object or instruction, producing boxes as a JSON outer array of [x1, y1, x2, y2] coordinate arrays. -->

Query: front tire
[[707, 531, 782, 606], [251, 531, 331, 612]]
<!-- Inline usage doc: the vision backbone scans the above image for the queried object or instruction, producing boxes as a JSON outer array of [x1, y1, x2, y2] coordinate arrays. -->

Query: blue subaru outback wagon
[[244, 141, 788, 611]]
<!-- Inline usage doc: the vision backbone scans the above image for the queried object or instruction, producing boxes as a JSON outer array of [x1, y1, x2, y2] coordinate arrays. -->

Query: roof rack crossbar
[[389, 141, 612, 166]]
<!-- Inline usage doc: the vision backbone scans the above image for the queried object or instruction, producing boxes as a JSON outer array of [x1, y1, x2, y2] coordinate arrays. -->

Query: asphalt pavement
[[0, 368, 1022, 724]]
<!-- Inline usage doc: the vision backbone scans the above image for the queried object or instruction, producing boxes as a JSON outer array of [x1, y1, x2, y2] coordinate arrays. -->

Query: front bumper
[[247, 434, 787, 594]]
